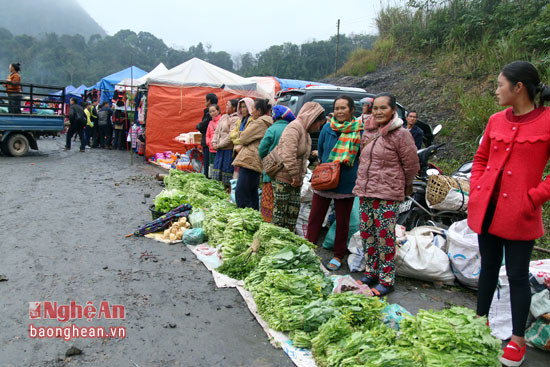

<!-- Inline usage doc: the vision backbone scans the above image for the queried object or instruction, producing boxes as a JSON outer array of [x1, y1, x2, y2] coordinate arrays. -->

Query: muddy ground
[[0, 137, 548, 366]]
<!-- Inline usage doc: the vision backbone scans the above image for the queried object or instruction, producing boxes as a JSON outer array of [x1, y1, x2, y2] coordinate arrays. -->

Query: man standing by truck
[[64, 97, 86, 152]]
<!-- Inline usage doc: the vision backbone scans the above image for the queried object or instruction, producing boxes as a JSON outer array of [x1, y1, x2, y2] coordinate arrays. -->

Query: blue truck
[[0, 82, 66, 157]]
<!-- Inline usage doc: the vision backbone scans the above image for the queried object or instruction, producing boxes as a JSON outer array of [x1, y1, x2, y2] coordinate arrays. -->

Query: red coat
[[468, 106, 550, 240]]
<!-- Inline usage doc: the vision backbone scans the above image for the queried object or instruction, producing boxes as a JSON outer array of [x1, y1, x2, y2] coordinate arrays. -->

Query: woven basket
[[426, 175, 470, 206]]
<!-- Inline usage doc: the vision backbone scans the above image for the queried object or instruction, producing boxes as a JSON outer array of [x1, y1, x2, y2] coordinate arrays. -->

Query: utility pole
[[334, 19, 340, 77]]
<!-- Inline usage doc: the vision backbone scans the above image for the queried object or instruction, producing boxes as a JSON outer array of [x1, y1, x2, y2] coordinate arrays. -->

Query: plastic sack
[[531, 289, 550, 319], [447, 219, 481, 289], [230, 179, 237, 203], [427, 188, 469, 212], [300, 169, 313, 202], [347, 231, 365, 273], [395, 226, 455, 284], [189, 208, 205, 229], [382, 304, 412, 330], [295, 202, 311, 238], [526, 318, 550, 351], [322, 197, 359, 249], [529, 259, 550, 291], [182, 228, 205, 246]]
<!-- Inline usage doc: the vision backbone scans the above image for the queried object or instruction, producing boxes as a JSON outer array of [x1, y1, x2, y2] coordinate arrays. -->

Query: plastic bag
[[395, 226, 455, 284], [526, 318, 550, 351], [447, 219, 481, 289], [347, 231, 365, 272], [189, 208, 205, 228], [182, 228, 205, 246], [322, 197, 359, 249], [488, 265, 512, 340], [295, 202, 311, 238], [382, 304, 412, 330], [230, 179, 238, 203], [531, 289, 550, 319]]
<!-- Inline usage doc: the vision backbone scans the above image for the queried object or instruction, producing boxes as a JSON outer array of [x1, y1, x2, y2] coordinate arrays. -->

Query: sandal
[[372, 284, 394, 297], [325, 258, 342, 271]]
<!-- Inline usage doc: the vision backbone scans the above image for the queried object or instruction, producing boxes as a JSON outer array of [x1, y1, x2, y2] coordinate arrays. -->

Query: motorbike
[[397, 125, 471, 230]]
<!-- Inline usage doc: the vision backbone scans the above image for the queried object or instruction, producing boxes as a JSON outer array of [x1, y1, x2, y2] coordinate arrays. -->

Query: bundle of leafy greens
[[163, 170, 229, 208], [217, 224, 317, 280], [202, 202, 236, 244], [249, 268, 332, 329], [153, 189, 188, 213], [218, 208, 263, 262], [244, 244, 323, 290], [397, 307, 502, 366]]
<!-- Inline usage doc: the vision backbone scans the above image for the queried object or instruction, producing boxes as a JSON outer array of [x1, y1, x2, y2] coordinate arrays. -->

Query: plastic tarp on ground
[[145, 58, 271, 158], [95, 66, 148, 103]]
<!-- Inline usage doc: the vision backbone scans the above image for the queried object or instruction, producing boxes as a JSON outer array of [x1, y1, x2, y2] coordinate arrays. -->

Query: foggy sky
[[77, 0, 383, 54]]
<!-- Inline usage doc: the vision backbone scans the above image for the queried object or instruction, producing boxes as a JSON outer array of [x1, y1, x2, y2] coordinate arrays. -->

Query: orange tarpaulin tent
[[145, 58, 272, 158]]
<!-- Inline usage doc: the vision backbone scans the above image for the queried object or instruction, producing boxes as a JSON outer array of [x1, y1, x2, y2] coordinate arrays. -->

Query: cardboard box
[[190, 132, 202, 144]]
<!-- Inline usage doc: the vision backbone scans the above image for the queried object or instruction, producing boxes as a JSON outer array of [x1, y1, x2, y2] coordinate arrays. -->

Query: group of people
[[64, 97, 130, 152], [196, 92, 420, 297], [195, 60, 550, 367]]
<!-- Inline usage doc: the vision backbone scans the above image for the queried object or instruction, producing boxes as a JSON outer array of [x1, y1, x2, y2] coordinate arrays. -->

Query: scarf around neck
[[328, 116, 363, 166]]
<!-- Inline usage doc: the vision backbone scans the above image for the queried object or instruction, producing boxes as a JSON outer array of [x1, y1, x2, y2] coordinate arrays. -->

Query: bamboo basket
[[426, 175, 470, 206]]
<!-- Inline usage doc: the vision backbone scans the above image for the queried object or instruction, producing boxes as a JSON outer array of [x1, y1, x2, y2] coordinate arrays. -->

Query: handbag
[[311, 161, 341, 190], [262, 148, 284, 177], [312, 132, 381, 191]]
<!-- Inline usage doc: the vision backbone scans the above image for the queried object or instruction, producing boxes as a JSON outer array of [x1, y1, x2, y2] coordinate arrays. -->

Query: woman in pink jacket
[[468, 61, 550, 367], [353, 93, 419, 296], [205, 104, 221, 178]]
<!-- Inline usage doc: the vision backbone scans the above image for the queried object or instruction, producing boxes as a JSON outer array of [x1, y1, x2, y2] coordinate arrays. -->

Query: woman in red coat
[[468, 61, 550, 367]]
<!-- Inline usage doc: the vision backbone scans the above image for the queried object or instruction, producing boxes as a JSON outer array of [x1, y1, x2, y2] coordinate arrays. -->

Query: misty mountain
[[0, 0, 105, 39]]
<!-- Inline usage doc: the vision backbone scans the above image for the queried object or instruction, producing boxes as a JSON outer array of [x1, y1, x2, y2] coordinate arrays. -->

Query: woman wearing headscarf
[[271, 102, 326, 231], [230, 98, 254, 179], [307, 95, 362, 271], [205, 104, 222, 178], [353, 92, 419, 296], [232, 98, 273, 210], [212, 99, 239, 190], [258, 105, 296, 222]]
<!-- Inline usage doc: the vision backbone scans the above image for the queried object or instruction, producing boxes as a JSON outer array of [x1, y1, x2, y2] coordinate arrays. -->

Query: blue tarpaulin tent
[[94, 66, 148, 103], [69, 84, 88, 97], [275, 78, 333, 91]]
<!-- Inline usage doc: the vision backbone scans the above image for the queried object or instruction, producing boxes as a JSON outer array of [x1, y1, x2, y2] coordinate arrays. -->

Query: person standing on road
[[196, 93, 218, 178], [5, 63, 22, 114], [230, 98, 254, 180], [258, 105, 297, 222], [468, 61, 550, 367], [97, 102, 113, 149], [353, 93, 419, 296], [360, 97, 373, 123], [232, 98, 273, 210], [404, 111, 423, 149], [90, 100, 99, 148], [271, 103, 326, 231], [64, 97, 87, 152], [83, 102, 93, 147], [205, 104, 221, 178], [212, 99, 239, 190], [113, 99, 126, 150], [307, 95, 362, 272]]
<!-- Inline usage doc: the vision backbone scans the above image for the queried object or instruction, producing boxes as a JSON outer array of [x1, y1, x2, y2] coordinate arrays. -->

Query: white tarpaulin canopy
[[117, 63, 169, 88], [148, 58, 272, 100]]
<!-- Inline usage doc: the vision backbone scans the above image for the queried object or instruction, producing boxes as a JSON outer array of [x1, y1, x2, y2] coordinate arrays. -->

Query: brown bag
[[311, 161, 341, 191], [262, 148, 284, 177]]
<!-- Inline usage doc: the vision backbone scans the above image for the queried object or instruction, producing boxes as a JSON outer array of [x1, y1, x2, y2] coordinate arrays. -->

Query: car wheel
[[7, 134, 30, 157]]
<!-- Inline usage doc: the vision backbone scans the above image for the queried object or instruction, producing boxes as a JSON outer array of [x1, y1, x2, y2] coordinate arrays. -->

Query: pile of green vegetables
[[217, 223, 316, 280], [152, 171, 502, 367], [155, 170, 230, 211]]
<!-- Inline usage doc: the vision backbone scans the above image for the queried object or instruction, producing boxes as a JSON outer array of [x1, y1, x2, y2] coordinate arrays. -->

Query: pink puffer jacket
[[352, 114, 419, 201]]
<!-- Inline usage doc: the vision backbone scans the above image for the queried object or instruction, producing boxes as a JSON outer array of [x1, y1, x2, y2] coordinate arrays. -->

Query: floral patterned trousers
[[359, 197, 399, 287]]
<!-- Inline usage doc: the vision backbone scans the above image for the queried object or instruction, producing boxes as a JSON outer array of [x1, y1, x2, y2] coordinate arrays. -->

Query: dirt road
[[0, 138, 293, 366]]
